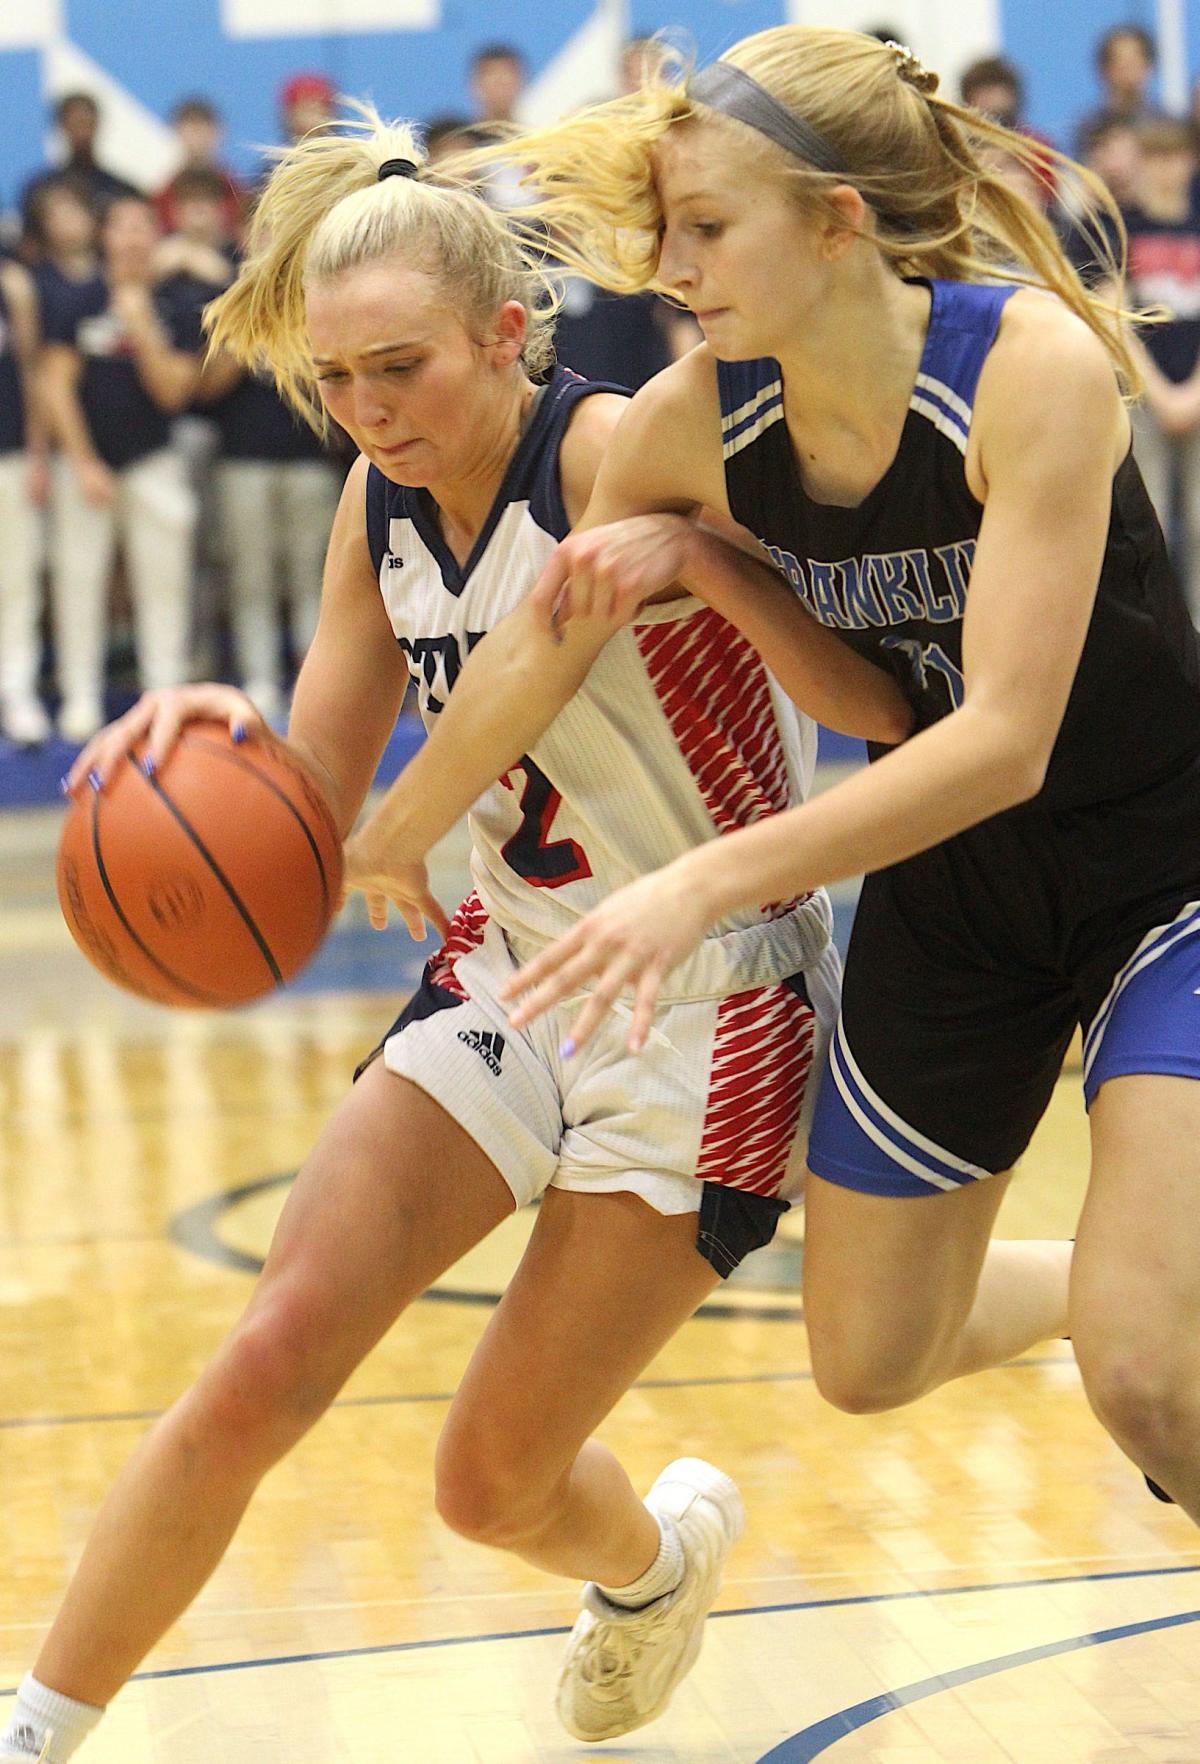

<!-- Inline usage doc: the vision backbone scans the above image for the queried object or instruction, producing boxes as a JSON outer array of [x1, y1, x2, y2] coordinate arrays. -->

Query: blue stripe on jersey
[[714, 280, 1018, 465], [724, 384, 784, 446], [908, 279, 1018, 445], [365, 460, 389, 574], [716, 356, 783, 426]]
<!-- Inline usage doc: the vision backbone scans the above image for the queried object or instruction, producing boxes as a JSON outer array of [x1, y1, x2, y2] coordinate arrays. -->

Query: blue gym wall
[[1, 2, 1196, 214]]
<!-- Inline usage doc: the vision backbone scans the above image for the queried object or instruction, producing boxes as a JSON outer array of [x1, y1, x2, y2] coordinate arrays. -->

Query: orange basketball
[[57, 722, 344, 1007]]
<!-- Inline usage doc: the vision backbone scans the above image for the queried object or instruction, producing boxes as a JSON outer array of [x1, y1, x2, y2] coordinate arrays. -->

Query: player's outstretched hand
[[530, 513, 694, 637], [498, 860, 713, 1055], [342, 830, 450, 943], [65, 685, 265, 794]]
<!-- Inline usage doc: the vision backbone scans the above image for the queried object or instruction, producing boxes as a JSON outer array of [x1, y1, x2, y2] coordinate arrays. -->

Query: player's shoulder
[[627, 342, 721, 434], [594, 345, 726, 509], [989, 287, 1117, 395], [975, 288, 1127, 476], [558, 388, 628, 505]]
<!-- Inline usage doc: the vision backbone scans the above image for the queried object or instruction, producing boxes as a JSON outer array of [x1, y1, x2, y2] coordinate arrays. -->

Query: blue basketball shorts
[[808, 897, 1200, 1200]]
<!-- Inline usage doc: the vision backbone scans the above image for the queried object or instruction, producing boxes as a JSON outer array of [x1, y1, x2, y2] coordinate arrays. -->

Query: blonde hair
[[456, 26, 1139, 389], [206, 104, 556, 429]]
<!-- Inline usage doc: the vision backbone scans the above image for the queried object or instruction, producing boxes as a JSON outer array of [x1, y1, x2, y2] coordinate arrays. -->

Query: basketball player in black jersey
[[418, 29, 1200, 1546]]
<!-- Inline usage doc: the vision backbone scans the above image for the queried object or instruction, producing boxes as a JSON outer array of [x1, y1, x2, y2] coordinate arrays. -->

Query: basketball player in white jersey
[[24, 113, 908, 1761]]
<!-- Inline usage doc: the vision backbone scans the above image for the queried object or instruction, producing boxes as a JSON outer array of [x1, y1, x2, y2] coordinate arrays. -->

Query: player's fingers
[[505, 949, 594, 1027], [628, 959, 667, 1053], [399, 902, 427, 941], [422, 893, 452, 941], [146, 689, 259, 772], [68, 700, 157, 792], [497, 925, 586, 1005], [366, 891, 390, 931], [559, 952, 637, 1055], [530, 550, 572, 628], [509, 940, 616, 1032], [497, 924, 578, 994]]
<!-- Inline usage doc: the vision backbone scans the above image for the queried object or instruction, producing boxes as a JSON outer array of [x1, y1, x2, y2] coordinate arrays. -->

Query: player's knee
[[202, 1289, 338, 1447], [1077, 1345, 1198, 1469], [434, 1427, 561, 1548], [808, 1337, 936, 1415]]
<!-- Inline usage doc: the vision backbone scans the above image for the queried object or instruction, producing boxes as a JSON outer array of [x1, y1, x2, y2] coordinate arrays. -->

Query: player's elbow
[[994, 732, 1051, 808], [871, 696, 916, 748], [963, 697, 1055, 809]]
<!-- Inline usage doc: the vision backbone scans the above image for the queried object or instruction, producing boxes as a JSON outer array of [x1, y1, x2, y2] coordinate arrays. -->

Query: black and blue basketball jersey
[[718, 277, 1200, 811], [724, 280, 1200, 1188], [0, 276, 25, 456]]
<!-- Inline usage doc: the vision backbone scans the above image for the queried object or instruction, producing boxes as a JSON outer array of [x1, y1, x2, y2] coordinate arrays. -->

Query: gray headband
[[687, 61, 848, 176]]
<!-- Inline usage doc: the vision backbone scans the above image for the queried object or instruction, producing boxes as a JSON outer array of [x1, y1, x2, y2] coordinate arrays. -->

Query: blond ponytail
[[206, 104, 556, 430], [456, 27, 1140, 391]]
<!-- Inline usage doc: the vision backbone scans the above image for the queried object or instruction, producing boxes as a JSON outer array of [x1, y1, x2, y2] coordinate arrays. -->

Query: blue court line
[[2, 1561, 1197, 1700], [755, 1599, 1200, 1761], [0, 1354, 1074, 1432]]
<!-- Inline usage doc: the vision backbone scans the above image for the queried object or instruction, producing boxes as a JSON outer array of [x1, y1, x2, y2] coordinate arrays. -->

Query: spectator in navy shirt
[[40, 193, 203, 742], [0, 258, 50, 744], [1114, 117, 1200, 624], [19, 94, 138, 261], [199, 340, 342, 721], [552, 280, 697, 390]]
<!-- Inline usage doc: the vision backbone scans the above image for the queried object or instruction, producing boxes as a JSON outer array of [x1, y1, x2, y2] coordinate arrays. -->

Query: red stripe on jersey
[[696, 982, 815, 1195], [635, 610, 792, 834], [427, 891, 489, 1001]]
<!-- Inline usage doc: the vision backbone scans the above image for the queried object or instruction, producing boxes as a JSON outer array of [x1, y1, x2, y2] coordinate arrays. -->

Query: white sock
[[598, 1514, 686, 1610], [1, 1674, 103, 1761]]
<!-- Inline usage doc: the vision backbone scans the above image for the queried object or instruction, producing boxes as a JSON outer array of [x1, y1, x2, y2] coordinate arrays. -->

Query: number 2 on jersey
[[500, 758, 593, 889]]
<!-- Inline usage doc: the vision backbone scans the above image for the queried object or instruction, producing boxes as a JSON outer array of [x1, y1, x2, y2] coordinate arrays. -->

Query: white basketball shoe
[[556, 1457, 745, 1743], [0, 1732, 53, 1762]]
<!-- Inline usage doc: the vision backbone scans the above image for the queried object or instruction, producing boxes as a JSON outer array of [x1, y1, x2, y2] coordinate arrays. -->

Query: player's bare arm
[[503, 309, 1127, 1050], [68, 458, 408, 836], [342, 394, 637, 892], [534, 352, 914, 742]]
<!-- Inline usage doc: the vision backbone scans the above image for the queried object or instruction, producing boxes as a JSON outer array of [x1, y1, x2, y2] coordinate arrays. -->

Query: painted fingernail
[[60, 774, 72, 796], [141, 753, 156, 777], [559, 1037, 576, 1059], [87, 769, 101, 792], [232, 721, 246, 744]]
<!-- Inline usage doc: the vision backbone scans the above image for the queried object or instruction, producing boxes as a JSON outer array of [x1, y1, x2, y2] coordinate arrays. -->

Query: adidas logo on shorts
[[457, 1027, 505, 1076]]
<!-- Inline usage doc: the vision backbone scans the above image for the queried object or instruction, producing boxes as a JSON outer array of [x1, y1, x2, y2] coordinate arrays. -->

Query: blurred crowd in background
[[0, 20, 1198, 753]]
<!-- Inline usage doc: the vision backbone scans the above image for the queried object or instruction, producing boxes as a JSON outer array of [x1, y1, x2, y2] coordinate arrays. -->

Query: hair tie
[[886, 41, 939, 96], [378, 157, 419, 181], [688, 61, 848, 175]]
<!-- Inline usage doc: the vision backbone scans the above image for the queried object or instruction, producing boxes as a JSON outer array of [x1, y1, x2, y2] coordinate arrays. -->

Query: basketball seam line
[[182, 734, 333, 915], [88, 784, 225, 1005], [134, 757, 284, 986]]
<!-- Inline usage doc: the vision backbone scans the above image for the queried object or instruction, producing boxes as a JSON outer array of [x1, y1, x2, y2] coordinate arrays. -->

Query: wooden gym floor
[[1, 799, 1198, 1763]]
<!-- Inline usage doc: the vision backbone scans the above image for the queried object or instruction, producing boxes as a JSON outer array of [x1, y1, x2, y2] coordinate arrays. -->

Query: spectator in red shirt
[[156, 98, 248, 247], [280, 72, 336, 147]]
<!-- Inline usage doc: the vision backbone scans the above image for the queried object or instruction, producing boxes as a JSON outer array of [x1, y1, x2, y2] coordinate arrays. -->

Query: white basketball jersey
[[364, 366, 830, 996]]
